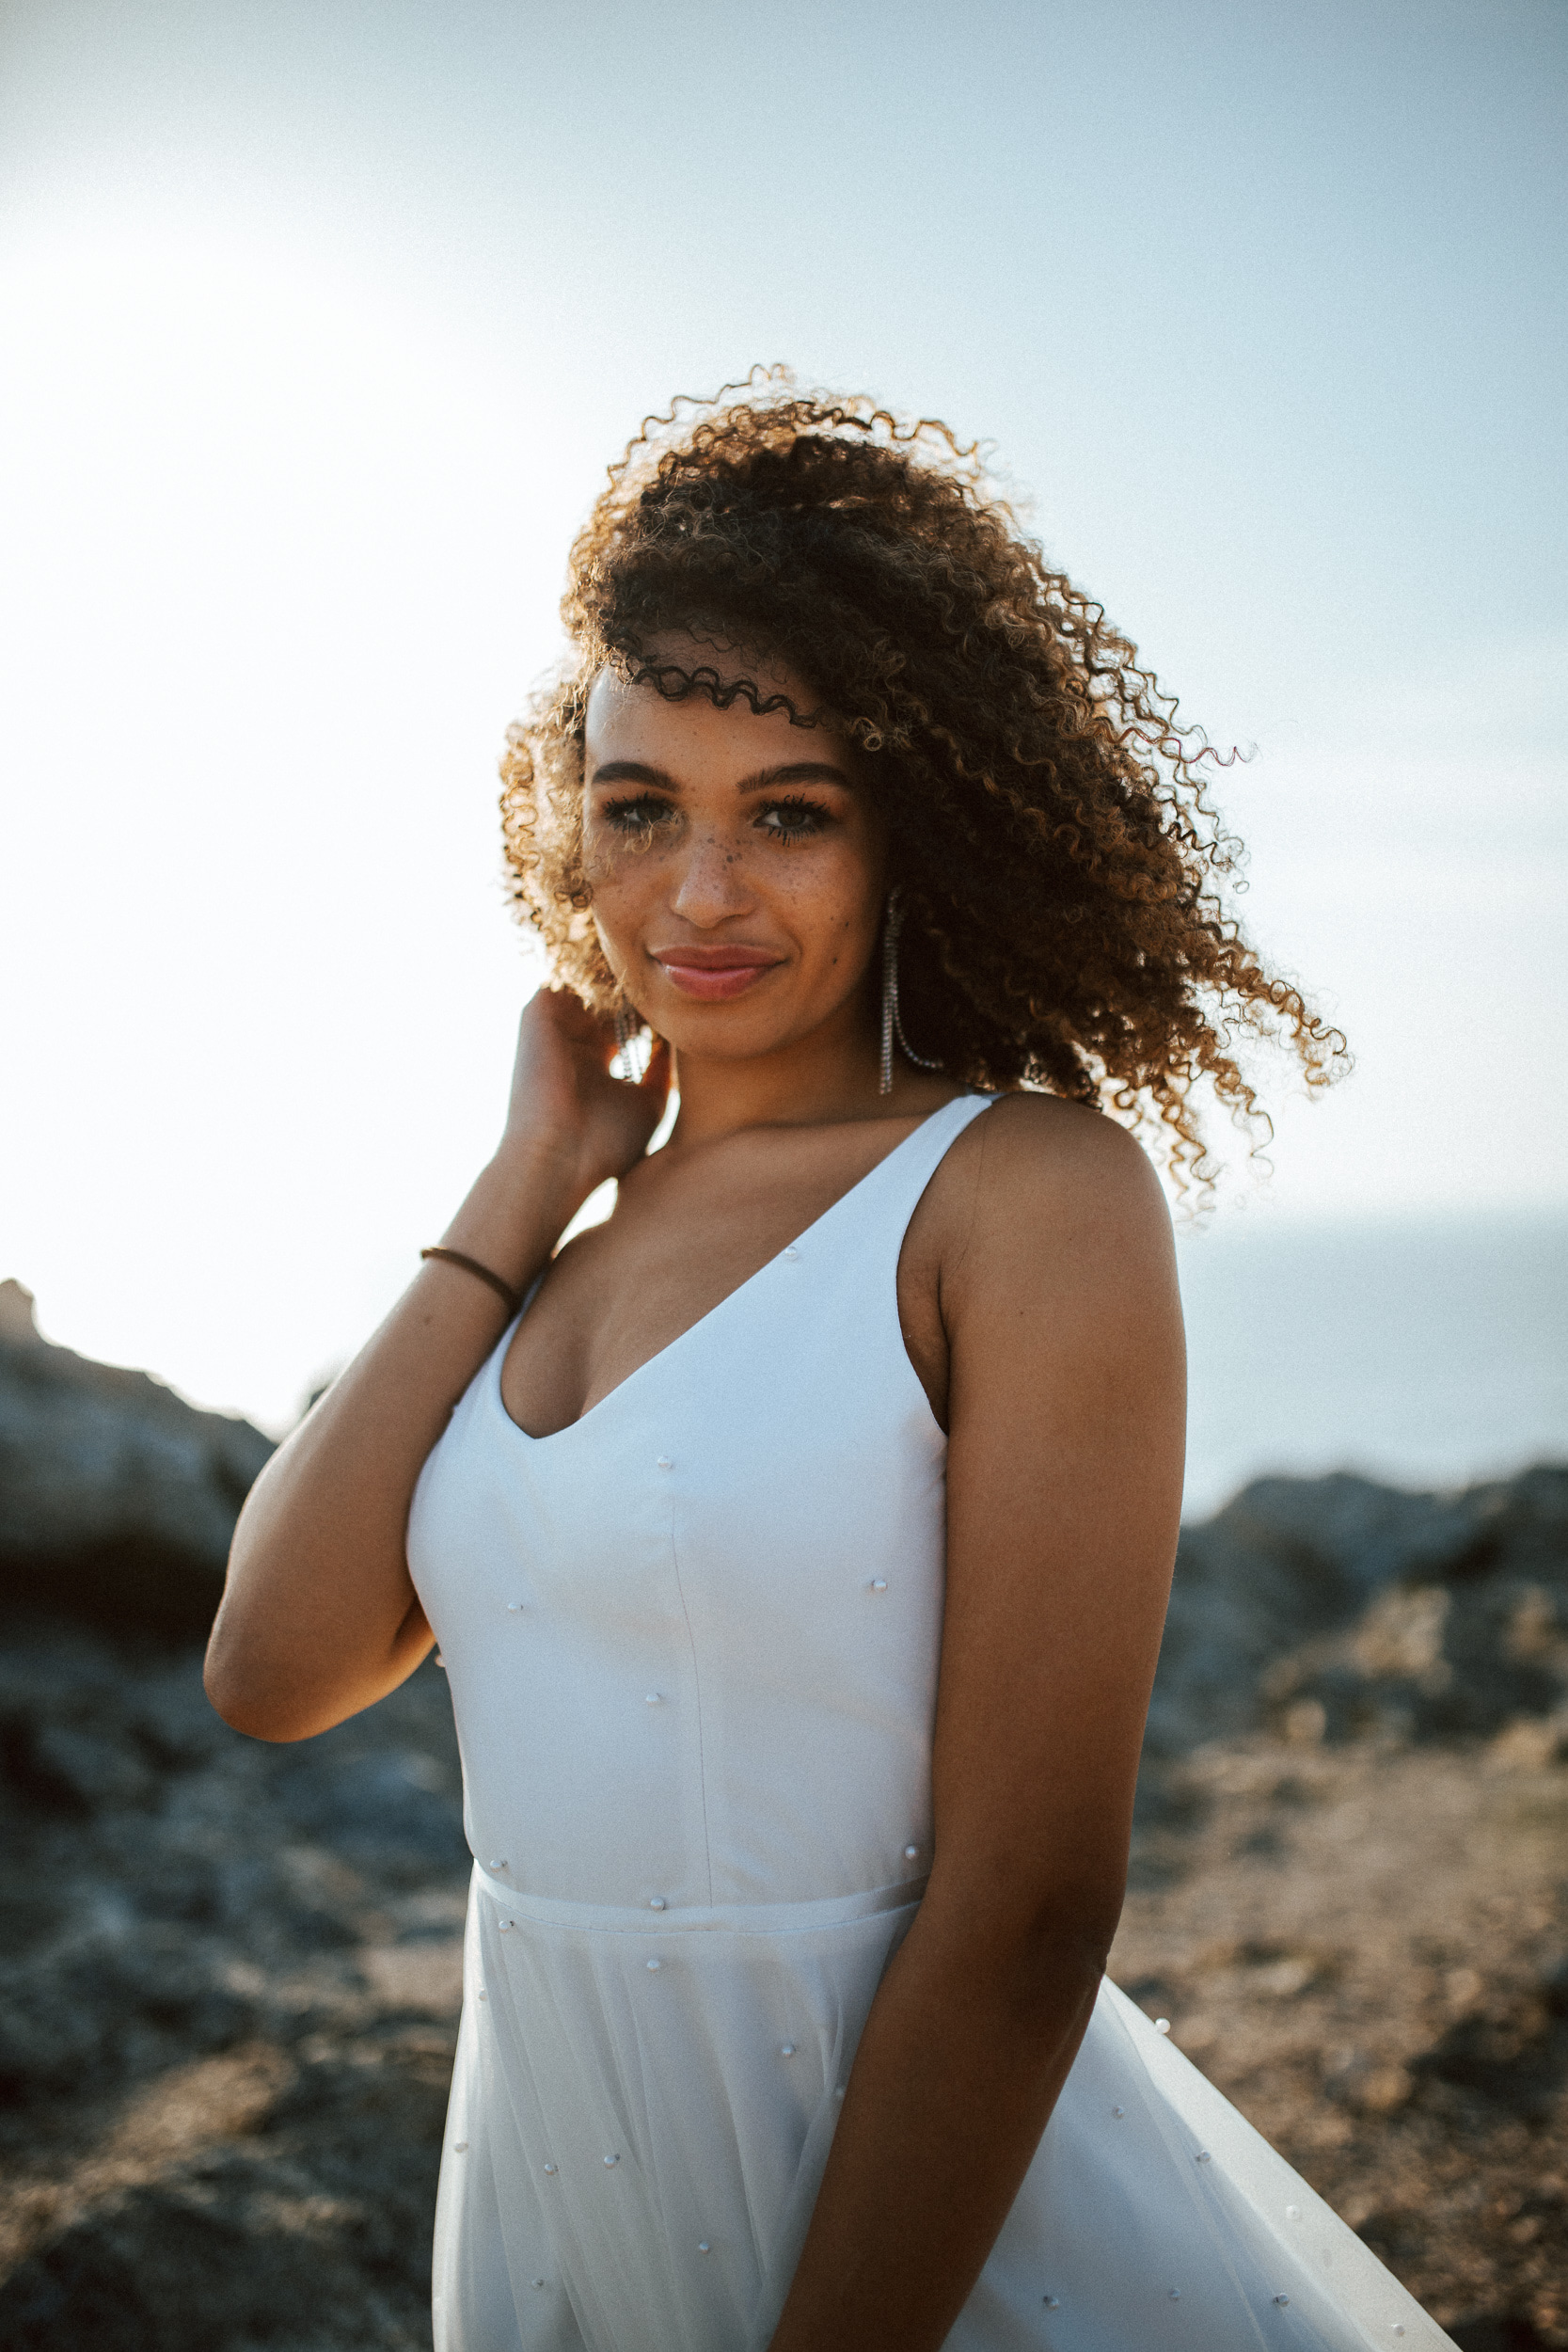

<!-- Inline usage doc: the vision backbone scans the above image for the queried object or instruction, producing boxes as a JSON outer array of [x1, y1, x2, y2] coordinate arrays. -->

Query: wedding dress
[[407, 1092, 1451, 2351]]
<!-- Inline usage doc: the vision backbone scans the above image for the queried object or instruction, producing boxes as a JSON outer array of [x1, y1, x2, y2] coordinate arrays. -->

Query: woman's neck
[[662, 1001, 949, 1151]]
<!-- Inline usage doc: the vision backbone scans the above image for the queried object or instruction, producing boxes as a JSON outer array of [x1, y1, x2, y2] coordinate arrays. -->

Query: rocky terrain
[[1, 1279, 1566, 2349]]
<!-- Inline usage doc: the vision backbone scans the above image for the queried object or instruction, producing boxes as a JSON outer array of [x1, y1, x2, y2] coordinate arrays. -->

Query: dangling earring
[[879, 887, 944, 1096], [612, 1007, 646, 1083]]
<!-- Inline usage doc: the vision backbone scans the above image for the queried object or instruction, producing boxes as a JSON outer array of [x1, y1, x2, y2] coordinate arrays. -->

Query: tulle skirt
[[430, 1865, 1452, 2352]]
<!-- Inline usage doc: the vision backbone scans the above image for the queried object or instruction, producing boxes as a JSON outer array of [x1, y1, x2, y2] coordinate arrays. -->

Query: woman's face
[[581, 644, 888, 1068]]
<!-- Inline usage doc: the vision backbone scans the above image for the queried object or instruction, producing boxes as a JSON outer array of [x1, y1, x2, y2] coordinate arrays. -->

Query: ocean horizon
[[1175, 1206, 1568, 1519]]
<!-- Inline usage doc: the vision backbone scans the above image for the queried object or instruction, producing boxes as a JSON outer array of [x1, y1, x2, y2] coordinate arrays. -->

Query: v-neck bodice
[[493, 1096, 979, 1448], [408, 1091, 994, 1914]]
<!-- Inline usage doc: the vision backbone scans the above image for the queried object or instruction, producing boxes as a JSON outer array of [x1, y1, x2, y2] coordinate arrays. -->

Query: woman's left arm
[[768, 1098, 1186, 2352]]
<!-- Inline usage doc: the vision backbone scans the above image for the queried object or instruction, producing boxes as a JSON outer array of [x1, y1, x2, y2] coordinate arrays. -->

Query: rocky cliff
[[0, 1282, 275, 1635], [1151, 1463, 1568, 1761]]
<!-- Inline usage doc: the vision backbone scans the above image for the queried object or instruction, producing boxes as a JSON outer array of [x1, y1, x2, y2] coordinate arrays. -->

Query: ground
[[0, 1622, 1563, 2349], [1117, 1740, 1568, 2349]]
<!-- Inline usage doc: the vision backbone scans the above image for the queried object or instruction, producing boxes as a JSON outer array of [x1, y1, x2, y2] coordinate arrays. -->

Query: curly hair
[[499, 369, 1345, 1185]]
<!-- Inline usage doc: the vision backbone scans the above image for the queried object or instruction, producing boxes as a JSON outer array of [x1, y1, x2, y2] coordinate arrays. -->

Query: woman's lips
[[651, 947, 784, 1002]]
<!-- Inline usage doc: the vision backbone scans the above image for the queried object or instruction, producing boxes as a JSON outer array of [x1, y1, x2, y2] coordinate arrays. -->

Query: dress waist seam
[[471, 1863, 927, 1938]]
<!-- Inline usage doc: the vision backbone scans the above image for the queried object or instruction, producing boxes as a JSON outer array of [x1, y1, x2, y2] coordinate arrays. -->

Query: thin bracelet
[[419, 1247, 523, 1315]]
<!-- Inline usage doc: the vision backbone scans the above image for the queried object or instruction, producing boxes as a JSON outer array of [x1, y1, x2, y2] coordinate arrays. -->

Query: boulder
[[1149, 1464, 1568, 1756], [0, 1282, 275, 1637]]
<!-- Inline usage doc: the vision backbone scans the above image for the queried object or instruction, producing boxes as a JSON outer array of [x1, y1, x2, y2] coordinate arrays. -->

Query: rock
[[1488, 1713, 1568, 1772], [1148, 1465, 1568, 1758], [0, 1282, 275, 1637], [0, 1616, 468, 2347]]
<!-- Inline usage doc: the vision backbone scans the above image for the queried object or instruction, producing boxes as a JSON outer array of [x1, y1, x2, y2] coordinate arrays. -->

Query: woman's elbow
[[1005, 1867, 1128, 2009], [1017, 1901, 1120, 1999], [201, 1650, 319, 1742], [201, 1605, 335, 1742], [925, 1867, 1124, 2010]]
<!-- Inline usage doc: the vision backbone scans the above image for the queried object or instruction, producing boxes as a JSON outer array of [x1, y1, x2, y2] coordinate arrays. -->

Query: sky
[[1, 0, 1565, 1438]]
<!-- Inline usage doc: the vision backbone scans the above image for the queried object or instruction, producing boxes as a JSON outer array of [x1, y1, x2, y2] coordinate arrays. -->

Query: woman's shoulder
[[955, 1089, 1168, 1215], [928, 1091, 1175, 1305]]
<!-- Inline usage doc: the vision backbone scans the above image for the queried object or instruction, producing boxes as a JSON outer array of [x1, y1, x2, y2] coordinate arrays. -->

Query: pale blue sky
[[2, 0, 1564, 1430]]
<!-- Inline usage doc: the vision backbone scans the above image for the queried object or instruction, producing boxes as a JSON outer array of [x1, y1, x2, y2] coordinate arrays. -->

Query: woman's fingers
[[503, 989, 671, 1187]]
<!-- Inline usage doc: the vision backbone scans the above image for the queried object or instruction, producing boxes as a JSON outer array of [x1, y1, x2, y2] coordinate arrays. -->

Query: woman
[[206, 381, 1450, 2351]]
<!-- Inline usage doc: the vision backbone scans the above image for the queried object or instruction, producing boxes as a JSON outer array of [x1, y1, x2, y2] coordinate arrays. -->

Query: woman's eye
[[756, 798, 831, 841], [601, 794, 676, 834]]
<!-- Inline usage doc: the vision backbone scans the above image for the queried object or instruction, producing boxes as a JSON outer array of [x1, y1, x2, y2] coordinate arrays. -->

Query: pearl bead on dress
[[649, 1898, 666, 1911]]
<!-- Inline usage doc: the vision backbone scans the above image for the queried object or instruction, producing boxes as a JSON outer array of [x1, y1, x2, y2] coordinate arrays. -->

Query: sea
[[1174, 1210, 1568, 1519]]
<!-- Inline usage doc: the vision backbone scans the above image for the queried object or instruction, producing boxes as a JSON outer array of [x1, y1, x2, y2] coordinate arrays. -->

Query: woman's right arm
[[203, 991, 669, 1743]]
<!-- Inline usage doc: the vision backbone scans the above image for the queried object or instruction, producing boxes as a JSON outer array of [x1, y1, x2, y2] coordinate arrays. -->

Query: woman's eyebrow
[[588, 759, 856, 791], [738, 761, 858, 792], [589, 760, 677, 788]]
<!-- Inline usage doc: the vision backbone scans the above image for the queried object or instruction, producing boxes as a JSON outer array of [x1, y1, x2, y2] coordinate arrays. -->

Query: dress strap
[[879, 1090, 999, 1210], [824, 1091, 1001, 1271]]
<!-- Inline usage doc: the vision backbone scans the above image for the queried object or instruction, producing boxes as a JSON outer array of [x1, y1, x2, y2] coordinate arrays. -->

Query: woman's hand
[[499, 987, 673, 1204]]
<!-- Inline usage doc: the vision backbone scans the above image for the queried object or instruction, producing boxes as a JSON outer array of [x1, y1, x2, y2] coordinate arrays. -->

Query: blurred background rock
[[2, 1282, 1566, 2347]]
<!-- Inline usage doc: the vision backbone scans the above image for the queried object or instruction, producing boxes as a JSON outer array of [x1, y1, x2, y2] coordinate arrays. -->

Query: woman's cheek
[[582, 831, 656, 894]]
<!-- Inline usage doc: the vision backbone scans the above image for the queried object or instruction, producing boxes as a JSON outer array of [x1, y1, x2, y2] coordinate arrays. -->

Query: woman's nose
[[667, 831, 756, 926]]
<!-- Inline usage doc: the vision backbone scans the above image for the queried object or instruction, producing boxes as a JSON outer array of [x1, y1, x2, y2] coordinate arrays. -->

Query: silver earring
[[879, 888, 943, 1095], [612, 1007, 645, 1083]]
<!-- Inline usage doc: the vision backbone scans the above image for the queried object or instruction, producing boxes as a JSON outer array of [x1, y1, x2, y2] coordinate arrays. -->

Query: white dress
[[406, 1093, 1453, 2352]]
